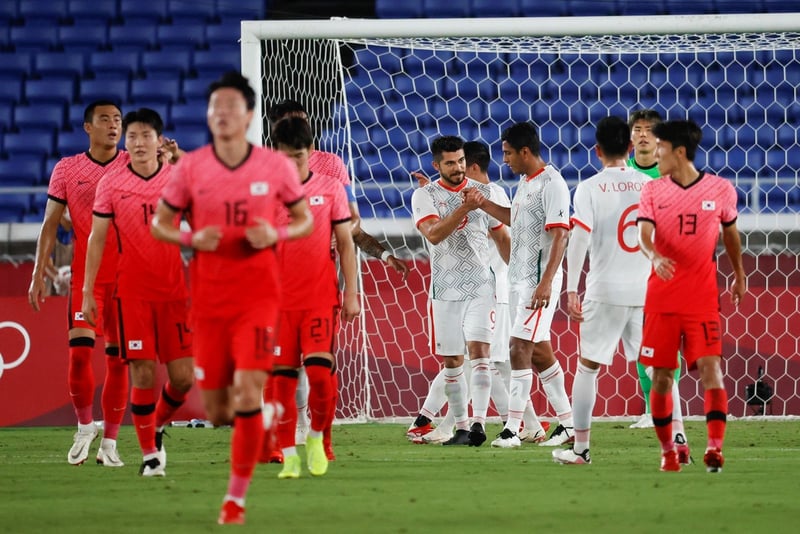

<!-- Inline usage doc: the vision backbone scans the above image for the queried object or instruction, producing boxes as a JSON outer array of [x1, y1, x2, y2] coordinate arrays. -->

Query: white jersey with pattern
[[508, 165, 570, 291], [411, 178, 501, 301], [571, 166, 652, 306], [487, 182, 511, 304]]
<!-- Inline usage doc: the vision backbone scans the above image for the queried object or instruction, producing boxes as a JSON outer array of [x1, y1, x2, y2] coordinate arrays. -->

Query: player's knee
[[104, 345, 120, 358], [304, 357, 333, 385]]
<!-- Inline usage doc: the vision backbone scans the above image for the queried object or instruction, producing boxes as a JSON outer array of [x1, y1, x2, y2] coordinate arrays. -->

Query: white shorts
[[490, 302, 510, 363], [428, 296, 494, 356], [509, 283, 559, 344], [579, 300, 642, 366]]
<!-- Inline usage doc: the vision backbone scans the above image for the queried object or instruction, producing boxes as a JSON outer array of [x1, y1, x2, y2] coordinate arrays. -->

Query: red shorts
[[117, 297, 192, 363], [274, 307, 340, 368], [192, 305, 278, 390], [639, 311, 722, 371], [69, 280, 118, 343]]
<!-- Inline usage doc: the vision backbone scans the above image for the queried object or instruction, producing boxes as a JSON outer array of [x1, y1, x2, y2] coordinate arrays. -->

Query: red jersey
[[637, 171, 738, 313], [161, 144, 304, 318], [93, 162, 186, 301], [47, 150, 130, 284], [309, 150, 349, 186], [276, 171, 351, 310]]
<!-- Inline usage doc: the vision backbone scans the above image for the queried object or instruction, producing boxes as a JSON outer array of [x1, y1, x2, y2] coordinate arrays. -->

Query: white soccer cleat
[[295, 425, 309, 446], [629, 413, 654, 429], [552, 448, 591, 465], [490, 428, 521, 448], [414, 427, 453, 444], [140, 457, 166, 477], [518, 427, 547, 444], [95, 439, 124, 467], [68, 424, 99, 465], [538, 424, 575, 447]]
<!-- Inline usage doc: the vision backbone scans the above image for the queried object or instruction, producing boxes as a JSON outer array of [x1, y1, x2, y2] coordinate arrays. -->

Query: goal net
[[242, 14, 800, 422]]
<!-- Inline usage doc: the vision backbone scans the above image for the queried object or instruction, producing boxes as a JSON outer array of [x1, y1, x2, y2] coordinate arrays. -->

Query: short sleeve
[[570, 182, 592, 232], [332, 183, 352, 223], [275, 154, 304, 206], [637, 181, 655, 223], [328, 153, 350, 186], [487, 184, 508, 229], [47, 159, 68, 203], [411, 187, 438, 227], [92, 174, 113, 217], [720, 180, 738, 225], [161, 157, 192, 211], [543, 177, 570, 231]]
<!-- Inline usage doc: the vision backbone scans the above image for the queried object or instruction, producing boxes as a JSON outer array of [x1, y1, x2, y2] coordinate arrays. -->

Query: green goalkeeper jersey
[[627, 156, 660, 179]]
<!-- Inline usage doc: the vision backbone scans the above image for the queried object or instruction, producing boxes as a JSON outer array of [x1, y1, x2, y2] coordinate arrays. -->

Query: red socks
[[101, 348, 129, 440], [229, 409, 264, 490], [705, 388, 728, 450], [650, 389, 674, 452], [305, 361, 333, 433], [155, 381, 188, 428], [131, 387, 157, 455], [68, 342, 95, 424], [323, 369, 338, 449], [273, 371, 298, 450]]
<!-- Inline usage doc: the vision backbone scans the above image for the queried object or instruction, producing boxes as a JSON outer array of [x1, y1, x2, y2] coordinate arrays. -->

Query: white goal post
[[240, 14, 800, 423]]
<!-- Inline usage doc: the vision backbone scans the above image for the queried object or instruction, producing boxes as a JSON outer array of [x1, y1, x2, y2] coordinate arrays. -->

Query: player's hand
[[651, 254, 676, 281], [567, 291, 583, 322], [192, 226, 223, 251], [411, 171, 430, 187], [159, 138, 184, 164], [527, 283, 552, 310], [81, 292, 98, 327], [245, 217, 278, 249], [28, 276, 47, 312], [341, 292, 361, 322], [386, 255, 410, 282], [730, 275, 747, 306], [462, 187, 486, 209]]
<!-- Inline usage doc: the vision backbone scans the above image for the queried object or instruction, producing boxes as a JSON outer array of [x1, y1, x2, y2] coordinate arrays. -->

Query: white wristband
[[380, 250, 392, 262]]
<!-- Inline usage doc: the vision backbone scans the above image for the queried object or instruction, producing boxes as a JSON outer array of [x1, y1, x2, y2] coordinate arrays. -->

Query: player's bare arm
[[81, 215, 111, 326], [334, 221, 361, 322], [28, 199, 67, 311], [417, 195, 477, 245], [565, 225, 590, 322], [637, 220, 676, 281], [352, 229, 410, 281], [159, 137, 185, 164], [465, 187, 511, 226], [150, 199, 217, 251], [722, 222, 746, 305], [489, 224, 511, 265], [530, 226, 568, 309]]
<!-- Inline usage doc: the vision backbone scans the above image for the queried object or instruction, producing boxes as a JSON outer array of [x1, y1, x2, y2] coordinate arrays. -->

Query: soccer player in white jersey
[[552, 117, 655, 464], [466, 122, 574, 448], [411, 136, 510, 446], [409, 142, 548, 444]]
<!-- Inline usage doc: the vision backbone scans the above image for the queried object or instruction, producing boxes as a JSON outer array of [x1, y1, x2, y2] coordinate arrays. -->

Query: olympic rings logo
[[0, 321, 31, 381]]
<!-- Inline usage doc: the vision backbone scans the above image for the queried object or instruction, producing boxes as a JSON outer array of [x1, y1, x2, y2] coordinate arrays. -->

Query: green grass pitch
[[0, 421, 798, 533]]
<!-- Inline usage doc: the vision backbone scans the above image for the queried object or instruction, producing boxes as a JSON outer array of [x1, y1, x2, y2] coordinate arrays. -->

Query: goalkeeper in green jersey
[[626, 110, 686, 444]]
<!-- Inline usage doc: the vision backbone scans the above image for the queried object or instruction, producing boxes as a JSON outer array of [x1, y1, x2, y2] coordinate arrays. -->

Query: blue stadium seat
[[714, 0, 763, 13], [3, 131, 55, 158], [0, 106, 12, 133], [181, 76, 215, 101], [192, 48, 240, 76], [130, 78, 181, 103], [205, 20, 241, 47], [0, 1, 19, 25], [0, 79, 23, 106], [157, 23, 206, 51], [88, 50, 140, 79], [423, 0, 470, 17], [120, 0, 169, 24], [67, 0, 119, 25], [0, 26, 9, 50], [0, 156, 44, 186], [215, 0, 266, 20], [170, 127, 208, 150], [67, 103, 88, 128], [0, 194, 32, 222], [568, 0, 617, 16], [168, 0, 216, 25], [0, 53, 33, 79], [10, 25, 59, 52], [57, 130, 90, 156], [140, 50, 193, 78], [14, 103, 65, 132], [471, 0, 519, 17], [129, 101, 171, 127], [79, 79, 129, 104], [19, 0, 68, 26], [616, 0, 663, 15], [170, 102, 207, 128], [25, 78, 76, 105], [518, 0, 569, 16], [762, 0, 800, 12], [662, 0, 715, 14], [108, 23, 159, 52], [33, 52, 85, 80], [58, 24, 109, 53], [376, 0, 424, 18]]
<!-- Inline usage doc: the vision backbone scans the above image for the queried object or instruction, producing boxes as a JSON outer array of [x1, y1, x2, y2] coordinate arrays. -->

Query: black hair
[[122, 108, 164, 137], [271, 116, 313, 150], [267, 99, 307, 123], [628, 109, 662, 129], [83, 100, 121, 123], [652, 120, 703, 161], [463, 141, 490, 173], [595, 116, 630, 158], [207, 70, 256, 110], [430, 136, 464, 163], [501, 122, 540, 156]]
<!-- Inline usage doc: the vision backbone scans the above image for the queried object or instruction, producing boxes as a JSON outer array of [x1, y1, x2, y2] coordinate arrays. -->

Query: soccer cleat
[[675, 433, 692, 465], [139, 457, 166, 477], [442, 429, 471, 446], [295, 425, 309, 446], [68, 425, 99, 465], [306, 436, 329, 476], [552, 447, 592, 465], [218, 500, 245, 525], [467, 422, 486, 447], [703, 447, 724, 473], [538, 424, 575, 447], [518, 428, 547, 444], [268, 450, 284, 464], [630, 413, 654, 429], [660, 449, 681, 472], [490, 428, 521, 448], [95, 439, 124, 467], [277, 454, 301, 479], [406, 422, 432, 441], [414, 427, 453, 445], [324, 443, 336, 461]]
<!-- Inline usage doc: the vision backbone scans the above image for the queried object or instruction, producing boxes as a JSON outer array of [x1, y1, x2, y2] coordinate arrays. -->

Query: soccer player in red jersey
[[28, 100, 130, 467], [151, 72, 313, 525], [269, 117, 360, 479], [636, 120, 746, 473], [83, 108, 193, 477]]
